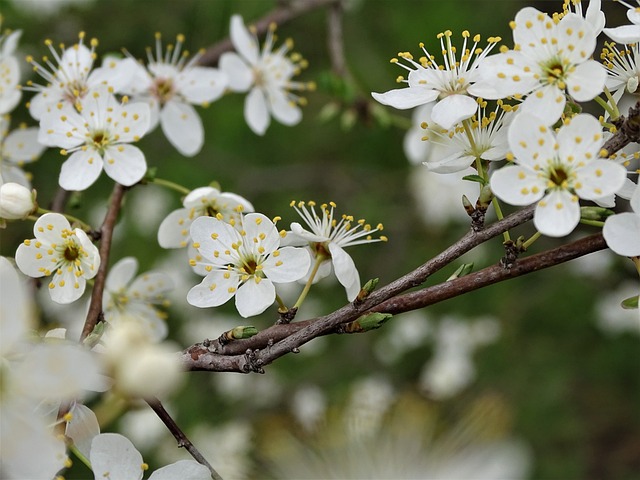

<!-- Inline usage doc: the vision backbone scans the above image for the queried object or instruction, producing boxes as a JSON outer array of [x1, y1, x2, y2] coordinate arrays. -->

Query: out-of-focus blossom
[[604, 0, 640, 44], [603, 182, 640, 256], [0, 24, 22, 115], [0, 115, 46, 187]]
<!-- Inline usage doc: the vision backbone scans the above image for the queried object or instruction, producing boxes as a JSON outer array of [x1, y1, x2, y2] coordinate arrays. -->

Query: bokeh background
[[1, 0, 639, 478]]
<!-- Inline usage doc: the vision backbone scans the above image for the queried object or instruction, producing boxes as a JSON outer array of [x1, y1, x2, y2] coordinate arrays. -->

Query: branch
[[197, 0, 339, 67], [146, 397, 223, 480], [182, 204, 535, 370], [80, 183, 126, 342], [602, 100, 640, 155]]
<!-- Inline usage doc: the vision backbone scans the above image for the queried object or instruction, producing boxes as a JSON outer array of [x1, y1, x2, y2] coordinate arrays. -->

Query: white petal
[[49, 269, 87, 304], [219, 52, 254, 92], [262, 246, 311, 283], [160, 100, 204, 156], [235, 277, 275, 317], [556, 13, 597, 64], [534, 190, 581, 237], [59, 150, 104, 191], [3, 127, 46, 163], [158, 208, 194, 248], [149, 460, 211, 480], [507, 113, 556, 170], [603, 212, 640, 256], [430, 94, 478, 129], [230, 15, 260, 64], [566, 60, 606, 102], [603, 25, 640, 44], [187, 271, 237, 308], [65, 403, 100, 460], [245, 87, 270, 135], [243, 212, 280, 254], [371, 87, 438, 110], [519, 85, 566, 125], [105, 257, 137, 292], [490, 165, 546, 206], [267, 87, 302, 126], [575, 160, 627, 201], [328, 242, 360, 301], [90, 433, 144, 480], [557, 113, 603, 164], [115, 102, 151, 142], [103, 144, 147, 186], [177, 67, 227, 103], [129, 271, 173, 302]]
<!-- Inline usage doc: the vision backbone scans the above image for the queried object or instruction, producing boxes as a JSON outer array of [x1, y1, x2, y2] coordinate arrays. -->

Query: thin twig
[[80, 183, 126, 342], [197, 0, 339, 66], [146, 397, 223, 480], [327, 1, 347, 77]]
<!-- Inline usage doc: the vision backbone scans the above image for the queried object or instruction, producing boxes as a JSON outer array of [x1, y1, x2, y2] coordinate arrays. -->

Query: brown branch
[[197, 0, 339, 67], [80, 183, 126, 342], [602, 100, 640, 155], [182, 204, 535, 370], [146, 397, 223, 480], [327, 1, 347, 77]]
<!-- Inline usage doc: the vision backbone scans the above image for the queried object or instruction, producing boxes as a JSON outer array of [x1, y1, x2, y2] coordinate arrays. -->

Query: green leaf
[[621, 295, 639, 310], [462, 174, 487, 185]]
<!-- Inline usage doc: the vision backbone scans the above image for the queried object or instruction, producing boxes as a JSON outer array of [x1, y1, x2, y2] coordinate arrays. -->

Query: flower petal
[[90, 433, 144, 480], [262, 246, 311, 283], [158, 208, 194, 248], [160, 100, 204, 156], [371, 87, 438, 110], [603, 212, 640, 256], [105, 257, 138, 292], [187, 271, 237, 308], [177, 67, 227, 104], [328, 242, 360, 301], [490, 165, 546, 206], [534, 190, 580, 237], [103, 144, 147, 187], [148, 460, 211, 480], [566, 60, 606, 102], [59, 150, 104, 191], [245, 87, 270, 135], [430, 94, 477, 129], [574, 159, 627, 201], [219, 52, 253, 92], [230, 15, 260, 64], [519, 84, 566, 125], [235, 277, 275, 317]]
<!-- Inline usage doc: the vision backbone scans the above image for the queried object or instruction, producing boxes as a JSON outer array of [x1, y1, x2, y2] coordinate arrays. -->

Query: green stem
[[522, 231, 541, 250], [579, 219, 605, 228], [149, 177, 191, 196], [70, 444, 92, 470], [491, 198, 510, 242], [603, 87, 620, 120], [293, 253, 327, 309], [632, 256, 640, 275], [595, 94, 617, 120], [275, 294, 287, 311]]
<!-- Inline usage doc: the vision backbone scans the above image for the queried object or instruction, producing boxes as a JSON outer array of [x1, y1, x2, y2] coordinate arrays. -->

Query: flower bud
[[0, 182, 36, 220]]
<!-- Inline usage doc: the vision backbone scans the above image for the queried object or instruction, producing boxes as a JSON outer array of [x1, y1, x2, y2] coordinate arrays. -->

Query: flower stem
[[70, 444, 92, 470], [579, 219, 605, 228], [275, 294, 288, 311], [603, 87, 620, 120], [149, 177, 191, 196], [293, 253, 327, 309], [595, 94, 617, 120], [492, 198, 510, 242], [522, 231, 541, 250]]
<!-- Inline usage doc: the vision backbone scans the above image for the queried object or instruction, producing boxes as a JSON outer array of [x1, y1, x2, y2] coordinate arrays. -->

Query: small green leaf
[[462, 174, 487, 185]]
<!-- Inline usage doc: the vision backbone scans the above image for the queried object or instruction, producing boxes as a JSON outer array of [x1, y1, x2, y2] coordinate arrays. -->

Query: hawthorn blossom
[[187, 212, 310, 318], [372, 30, 501, 130], [157, 186, 254, 248], [38, 85, 151, 190], [90, 433, 210, 480], [219, 15, 313, 135], [24, 32, 136, 120], [0, 115, 47, 187], [118, 33, 227, 156], [603, 0, 640, 44], [103, 257, 174, 342], [0, 182, 35, 221], [600, 41, 640, 100], [0, 25, 22, 115], [15, 212, 100, 303], [603, 182, 640, 256], [490, 113, 627, 237], [286, 201, 387, 301], [473, 7, 606, 124]]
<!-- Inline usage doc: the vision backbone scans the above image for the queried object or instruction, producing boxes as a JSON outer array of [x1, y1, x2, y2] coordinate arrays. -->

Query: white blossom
[[24, 32, 136, 120], [220, 15, 312, 135], [187, 212, 310, 317], [0, 26, 22, 115], [473, 7, 606, 124], [0, 182, 35, 220], [490, 113, 627, 237], [0, 115, 46, 187], [285, 201, 387, 301], [118, 33, 227, 156], [15, 212, 100, 303], [372, 30, 501, 130], [38, 85, 151, 190], [604, 0, 640, 44], [103, 256, 173, 342], [158, 186, 254, 249]]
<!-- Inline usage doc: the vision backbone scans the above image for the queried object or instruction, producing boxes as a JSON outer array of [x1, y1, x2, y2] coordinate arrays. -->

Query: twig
[[146, 397, 223, 480], [80, 183, 126, 342], [602, 100, 640, 155], [327, 1, 347, 77], [197, 0, 339, 66], [182, 204, 535, 369]]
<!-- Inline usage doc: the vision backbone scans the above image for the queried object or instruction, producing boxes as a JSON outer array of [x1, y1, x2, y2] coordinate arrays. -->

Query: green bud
[[621, 294, 639, 310], [356, 278, 379, 302], [143, 166, 158, 182], [446, 263, 474, 281], [318, 102, 341, 123], [208, 180, 221, 191], [580, 206, 615, 221], [462, 195, 475, 216], [478, 184, 494, 208], [341, 109, 357, 131], [83, 321, 105, 349], [229, 326, 259, 340], [357, 312, 392, 331]]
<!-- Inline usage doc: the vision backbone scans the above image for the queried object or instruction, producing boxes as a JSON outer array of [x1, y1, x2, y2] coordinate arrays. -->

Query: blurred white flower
[[603, 182, 640, 257], [0, 26, 22, 115], [595, 281, 640, 335], [0, 115, 46, 188], [604, 0, 640, 44]]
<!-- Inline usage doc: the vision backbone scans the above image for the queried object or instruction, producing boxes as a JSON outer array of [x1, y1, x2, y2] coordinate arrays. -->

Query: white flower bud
[[0, 182, 36, 219]]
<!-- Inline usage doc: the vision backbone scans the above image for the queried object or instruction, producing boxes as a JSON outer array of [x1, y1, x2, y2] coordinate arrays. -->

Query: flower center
[[543, 59, 568, 88], [91, 130, 110, 152], [547, 164, 571, 189], [63, 242, 81, 262], [152, 78, 175, 104]]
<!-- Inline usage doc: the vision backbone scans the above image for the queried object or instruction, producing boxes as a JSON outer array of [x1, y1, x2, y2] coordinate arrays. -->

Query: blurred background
[[1, 0, 639, 478]]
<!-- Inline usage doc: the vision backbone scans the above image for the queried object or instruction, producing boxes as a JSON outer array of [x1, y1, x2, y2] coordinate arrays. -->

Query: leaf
[[462, 174, 487, 185], [621, 294, 639, 310]]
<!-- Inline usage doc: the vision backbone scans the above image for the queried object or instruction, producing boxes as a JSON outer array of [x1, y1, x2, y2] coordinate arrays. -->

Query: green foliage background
[[1, 0, 639, 478]]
